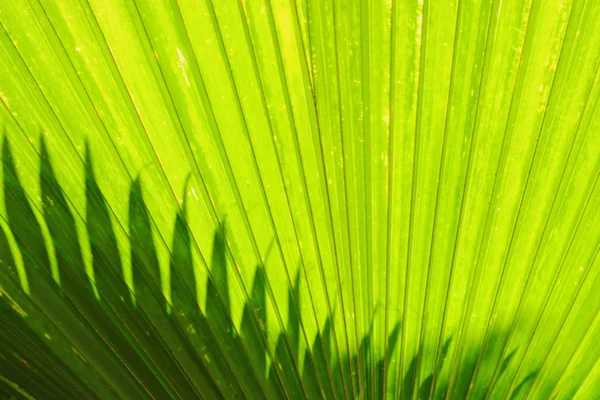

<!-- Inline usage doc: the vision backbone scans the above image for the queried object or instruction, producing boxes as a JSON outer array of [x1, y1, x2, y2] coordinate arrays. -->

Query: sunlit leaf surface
[[1, 0, 599, 398]]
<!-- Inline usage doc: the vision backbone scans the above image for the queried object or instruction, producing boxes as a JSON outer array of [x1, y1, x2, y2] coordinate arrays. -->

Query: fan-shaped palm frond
[[1, 0, 599, 399]]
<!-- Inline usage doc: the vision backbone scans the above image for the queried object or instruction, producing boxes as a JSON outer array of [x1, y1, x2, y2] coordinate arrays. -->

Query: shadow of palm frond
[[0, 135, 539, 399]]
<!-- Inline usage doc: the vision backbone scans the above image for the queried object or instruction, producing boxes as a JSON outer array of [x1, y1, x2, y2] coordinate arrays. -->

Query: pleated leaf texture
[[0, 0, 599, 399]]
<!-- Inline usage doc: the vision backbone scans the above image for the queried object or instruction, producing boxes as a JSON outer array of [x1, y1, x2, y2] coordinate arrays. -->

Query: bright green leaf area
[[0, 0, 599, 399]]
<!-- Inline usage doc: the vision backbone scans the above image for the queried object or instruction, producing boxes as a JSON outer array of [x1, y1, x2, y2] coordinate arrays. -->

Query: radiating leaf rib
[[399, 0, 429, 398]]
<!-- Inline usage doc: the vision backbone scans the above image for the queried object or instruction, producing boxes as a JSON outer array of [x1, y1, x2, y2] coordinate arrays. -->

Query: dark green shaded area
[[0, 136, 545, 399]]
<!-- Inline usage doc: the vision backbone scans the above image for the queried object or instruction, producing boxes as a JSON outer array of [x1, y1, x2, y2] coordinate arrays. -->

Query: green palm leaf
[[1, 0, 599, 398]]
